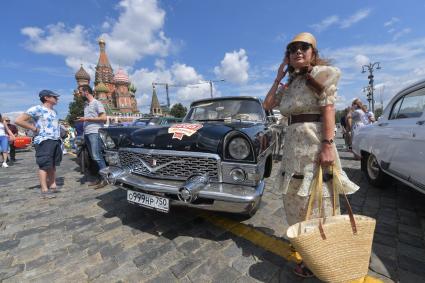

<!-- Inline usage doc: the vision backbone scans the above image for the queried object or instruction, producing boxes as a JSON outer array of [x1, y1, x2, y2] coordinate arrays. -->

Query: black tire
[[362, 153, 387, 187]]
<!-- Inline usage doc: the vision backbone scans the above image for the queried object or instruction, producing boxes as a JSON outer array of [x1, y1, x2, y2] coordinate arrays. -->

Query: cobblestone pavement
[[1, 135, 425, 282]]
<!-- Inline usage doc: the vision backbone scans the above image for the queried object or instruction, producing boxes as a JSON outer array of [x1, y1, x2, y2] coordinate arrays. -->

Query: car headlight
[[228, 137, 250, 160], [100, 131, 116, 149], [230, 168, 246, 182]]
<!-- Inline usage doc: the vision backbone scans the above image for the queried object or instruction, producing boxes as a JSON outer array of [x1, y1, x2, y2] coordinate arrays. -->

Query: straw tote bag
[[286, 166, 376, 283]]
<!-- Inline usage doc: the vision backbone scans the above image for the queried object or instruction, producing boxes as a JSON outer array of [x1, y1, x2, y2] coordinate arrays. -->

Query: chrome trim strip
[[119, 147, 221, 160], [258, 142, 275, 161]]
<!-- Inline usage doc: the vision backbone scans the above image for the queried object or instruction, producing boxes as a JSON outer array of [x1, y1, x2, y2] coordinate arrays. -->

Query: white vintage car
[[352, 79, 425, 193]]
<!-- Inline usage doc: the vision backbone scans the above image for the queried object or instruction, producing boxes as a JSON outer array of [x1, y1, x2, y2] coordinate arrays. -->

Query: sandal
[[293, 263, 314, 278], [40, 191, 56, 199], [50, 186, 60, 193]]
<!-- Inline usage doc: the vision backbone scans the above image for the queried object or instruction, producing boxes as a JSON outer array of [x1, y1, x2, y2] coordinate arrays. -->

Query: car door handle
[[378, 123, 389, 127], [416, 120, 425, 125]]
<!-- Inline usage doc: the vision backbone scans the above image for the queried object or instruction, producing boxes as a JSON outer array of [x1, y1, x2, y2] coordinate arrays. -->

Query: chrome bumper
[[99, 166, 264, 214]]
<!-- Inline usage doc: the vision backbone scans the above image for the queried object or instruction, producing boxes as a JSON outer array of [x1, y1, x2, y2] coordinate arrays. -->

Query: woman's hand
[[319, 143, 334, 167], [276, 57, 289, 82]]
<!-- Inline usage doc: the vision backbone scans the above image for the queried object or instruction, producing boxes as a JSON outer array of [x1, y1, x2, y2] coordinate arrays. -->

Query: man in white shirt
[[76, 85, 108, 189]]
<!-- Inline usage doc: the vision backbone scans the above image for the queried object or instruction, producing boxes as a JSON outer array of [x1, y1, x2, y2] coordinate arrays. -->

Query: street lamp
[[361, 62, 381, 113], [362, 86, 373, 110]]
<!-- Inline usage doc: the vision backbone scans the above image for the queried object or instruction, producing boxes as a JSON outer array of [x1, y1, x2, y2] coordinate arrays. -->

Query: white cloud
[[21, 0, 171, 71], [311, 15, 339, 32], [354, 54, 370, 67], [325, 37, 425, 109], [171, 63, 203, 84], [22, 23, 95, 59], [100, 0, 171, 66], [21, 27, 44, 39], [129, 63, 214, 112], [311, 9, 371, 32], [214, 49, 249, 84], [392, 28, 411, 41], [340, 9, 371, 28], [384, 17, 400, 27]]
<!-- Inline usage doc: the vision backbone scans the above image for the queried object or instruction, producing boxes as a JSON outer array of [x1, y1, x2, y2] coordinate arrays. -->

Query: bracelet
[[322, 139, 334, 145]]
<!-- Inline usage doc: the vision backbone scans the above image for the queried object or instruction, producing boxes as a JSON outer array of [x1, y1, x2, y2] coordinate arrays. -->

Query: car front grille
[[118, 149, 220, 181]]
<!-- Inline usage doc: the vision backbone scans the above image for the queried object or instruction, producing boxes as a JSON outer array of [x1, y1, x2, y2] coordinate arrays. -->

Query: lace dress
[[275, 65, 359, 226]]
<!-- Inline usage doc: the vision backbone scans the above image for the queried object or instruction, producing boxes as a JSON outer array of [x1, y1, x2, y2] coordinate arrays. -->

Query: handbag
[[286, 165, 376, 283]]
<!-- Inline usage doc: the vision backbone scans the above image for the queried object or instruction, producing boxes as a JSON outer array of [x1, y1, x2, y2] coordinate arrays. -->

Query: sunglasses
[[287, 42, 312, 54]]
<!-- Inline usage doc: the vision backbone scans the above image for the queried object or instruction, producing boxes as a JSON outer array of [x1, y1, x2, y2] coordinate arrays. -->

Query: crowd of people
[[340, 98, 376, 158]]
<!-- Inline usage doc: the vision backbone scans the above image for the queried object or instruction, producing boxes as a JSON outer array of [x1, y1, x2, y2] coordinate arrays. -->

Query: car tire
[[362, 153, 387, 187]]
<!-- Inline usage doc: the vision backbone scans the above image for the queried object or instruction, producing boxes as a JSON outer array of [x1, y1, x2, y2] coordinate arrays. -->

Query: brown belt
[[289, 114, 322, 125]]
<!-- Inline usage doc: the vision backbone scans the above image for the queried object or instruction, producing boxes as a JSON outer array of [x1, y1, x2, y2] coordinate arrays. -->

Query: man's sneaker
[[2, 162, 8, 168]]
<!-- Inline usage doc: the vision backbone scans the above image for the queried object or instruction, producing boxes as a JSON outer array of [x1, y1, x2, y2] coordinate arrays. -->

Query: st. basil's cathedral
[[74, 39, 147, 117]]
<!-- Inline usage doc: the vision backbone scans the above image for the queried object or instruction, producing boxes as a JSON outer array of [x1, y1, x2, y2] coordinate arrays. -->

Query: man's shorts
[[35, 139, 62, 170]]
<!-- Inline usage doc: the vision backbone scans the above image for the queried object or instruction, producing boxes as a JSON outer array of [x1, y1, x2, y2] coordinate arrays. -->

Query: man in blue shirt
[[16, 90, 62, 199]]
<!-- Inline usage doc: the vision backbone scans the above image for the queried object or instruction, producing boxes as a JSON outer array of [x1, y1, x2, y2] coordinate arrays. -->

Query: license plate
[[127, 190, 169, 213]]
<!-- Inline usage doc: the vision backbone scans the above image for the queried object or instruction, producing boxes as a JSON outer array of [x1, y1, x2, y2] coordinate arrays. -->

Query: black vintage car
[[99, 96, 276, 216]]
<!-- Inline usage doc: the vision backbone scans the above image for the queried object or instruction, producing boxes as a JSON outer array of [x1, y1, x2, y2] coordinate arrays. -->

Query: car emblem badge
[[168, 123, 203, 140], [134, 156, 184, 173]]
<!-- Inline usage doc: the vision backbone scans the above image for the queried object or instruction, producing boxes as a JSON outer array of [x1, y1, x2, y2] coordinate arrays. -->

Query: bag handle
[[305, 165, 358, 236], [332, 165, 358, 235], [305, 166, 327, 239]]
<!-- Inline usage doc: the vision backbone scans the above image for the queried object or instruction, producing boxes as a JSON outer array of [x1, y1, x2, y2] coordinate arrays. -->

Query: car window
[[390, 88, 425, 119], [187, 100, 265, 122]]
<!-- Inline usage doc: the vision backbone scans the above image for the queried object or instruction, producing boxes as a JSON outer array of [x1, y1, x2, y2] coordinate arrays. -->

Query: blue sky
[[2, 0, 425, 118]]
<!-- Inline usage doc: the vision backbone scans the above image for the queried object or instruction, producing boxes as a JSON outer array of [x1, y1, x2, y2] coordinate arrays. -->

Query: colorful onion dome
[[114, 68, 129, 84], [95, 82, 109, 93], [75, 65, 90, 81]]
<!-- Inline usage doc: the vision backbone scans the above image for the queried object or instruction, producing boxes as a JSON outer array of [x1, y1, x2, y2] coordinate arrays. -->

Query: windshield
[[185, 99, 265, 122]]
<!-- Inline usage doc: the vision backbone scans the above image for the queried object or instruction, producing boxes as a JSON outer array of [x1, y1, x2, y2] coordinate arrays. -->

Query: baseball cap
[[39, 89, 60, 98]]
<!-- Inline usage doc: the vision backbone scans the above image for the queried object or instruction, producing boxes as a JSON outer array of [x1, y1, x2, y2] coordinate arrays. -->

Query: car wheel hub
[[367, 155, 380, 180]]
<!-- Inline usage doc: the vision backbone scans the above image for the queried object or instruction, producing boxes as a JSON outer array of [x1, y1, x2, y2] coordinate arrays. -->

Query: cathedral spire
[[95, 38, 114, 84], [150, 86, 162, 116]]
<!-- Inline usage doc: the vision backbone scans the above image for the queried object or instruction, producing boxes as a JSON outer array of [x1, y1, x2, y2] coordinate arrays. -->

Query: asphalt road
[[1, 134, 425, 282]]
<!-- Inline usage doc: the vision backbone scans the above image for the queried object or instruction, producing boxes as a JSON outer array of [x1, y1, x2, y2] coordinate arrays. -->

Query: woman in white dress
[[263, 32, 359, 278]]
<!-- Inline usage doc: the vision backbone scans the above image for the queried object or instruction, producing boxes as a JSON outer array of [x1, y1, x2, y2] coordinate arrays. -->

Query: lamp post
[[362, 86, 373, 110], [361, 62, 381, 113]]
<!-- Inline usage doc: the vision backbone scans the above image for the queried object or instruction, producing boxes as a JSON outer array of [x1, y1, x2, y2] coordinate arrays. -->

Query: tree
[[170, 103, 187, 118], [66, 93, 85, 126], [335, 109, 346, 125], [374, 107, 384, 120]]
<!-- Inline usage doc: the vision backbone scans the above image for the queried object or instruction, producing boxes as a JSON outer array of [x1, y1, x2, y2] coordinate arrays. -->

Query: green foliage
[[170, 103, 187, 118], [66, 94, 85, 126], [374, 107, 383, 119], [335, 109, 346, 125]]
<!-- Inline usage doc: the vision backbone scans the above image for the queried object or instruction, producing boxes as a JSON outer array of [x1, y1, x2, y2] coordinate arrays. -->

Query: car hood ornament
[[134, 156, 184, 173]]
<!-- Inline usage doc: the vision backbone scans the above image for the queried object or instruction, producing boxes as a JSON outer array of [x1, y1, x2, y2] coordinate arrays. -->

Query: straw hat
[[287, 32, 317, 50]]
